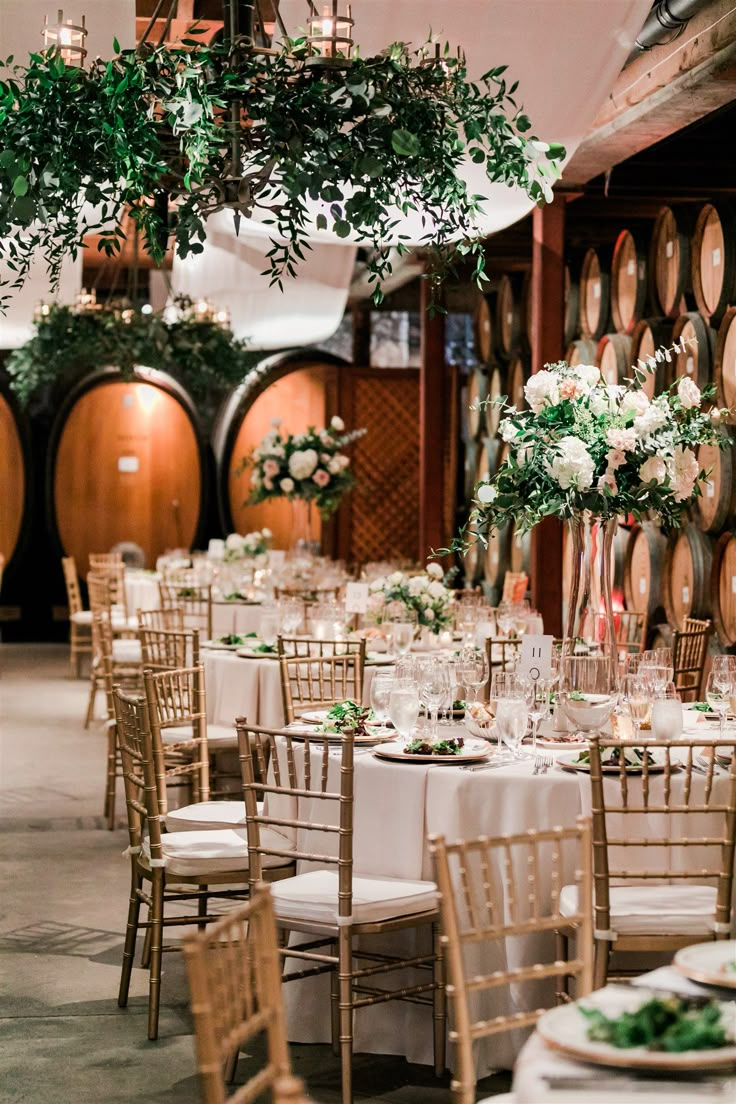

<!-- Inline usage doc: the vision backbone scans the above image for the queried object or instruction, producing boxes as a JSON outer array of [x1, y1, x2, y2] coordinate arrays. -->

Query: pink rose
[[263, 459, 280, 478], [263, 477, 273, 491], [606, 427, 637, 452], [606, 448, 626, 471], [597, 471, 618, 496], [620, 390, 650, 419], [559, 378, 584, 401], [313, 469, 330, 487]]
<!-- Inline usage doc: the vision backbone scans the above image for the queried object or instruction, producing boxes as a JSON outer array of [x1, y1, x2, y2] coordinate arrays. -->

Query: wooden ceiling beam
[[563, 0, 736, 186]]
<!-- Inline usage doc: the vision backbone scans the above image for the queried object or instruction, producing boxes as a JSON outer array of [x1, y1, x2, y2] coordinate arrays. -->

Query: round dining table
[[124, 571, 264, 636]]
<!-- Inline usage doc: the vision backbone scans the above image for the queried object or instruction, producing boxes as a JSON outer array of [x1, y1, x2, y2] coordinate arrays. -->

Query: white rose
[[667, 445, 700, 502], [427, 580, 446, 599], [424, 607, 435, 620], [524, 369, 560, 413], [331, 415, 345, 432], [500, 419, 518, 443], [327, 457, 342, 475], [574, 363, 601, 388], [369, 578, 385, 592], [270, 445, 285, 459], [639, 456, 667, 485], [261, 528, 272, 539], [279, 477, 295, 493], [388, 571, 404, 586], [408, 575, 427, 594], [620, 390, 650, 419], [225, 533, 245, 551], [547, 436, 595, 491], [426, 562, 444, 579], [288, 448, 319, 480], [477, 483, 498, 504], [677, 376, 702, 410], [634, 404, 668, 439]]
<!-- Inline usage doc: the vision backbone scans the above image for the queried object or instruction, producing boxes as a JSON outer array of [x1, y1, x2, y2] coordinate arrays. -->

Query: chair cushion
[[71, 610, 93, 625], [560, 883, 719, 937], [164, 800, 260, 833], [112, 639, 142, 664], [111, 608, 139, 631], [270, 870, 438, 927], [141, 827, 294, 876], [161, 722, 237, 747]]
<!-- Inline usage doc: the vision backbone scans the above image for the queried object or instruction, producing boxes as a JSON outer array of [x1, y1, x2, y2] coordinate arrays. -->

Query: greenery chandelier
[[0, 0, 565, 308]]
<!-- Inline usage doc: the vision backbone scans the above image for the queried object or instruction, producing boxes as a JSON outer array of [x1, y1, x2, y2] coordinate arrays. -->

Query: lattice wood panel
[[338, 372, 419, 562]]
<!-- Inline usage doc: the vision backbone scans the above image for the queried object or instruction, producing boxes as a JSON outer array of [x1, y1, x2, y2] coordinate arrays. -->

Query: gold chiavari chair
[[85, 600, 143, 727], [559, 735, 736, 989], [278, 652, 364, 724], [61, 555, 92, 676], [140, 624, 200, 672], [113, 690, 295, 1041], [237, 722, 445, 1104], [96, 612, 141, 827], [277, 635, 366, 662], [484, 636, 521, 681], [610, 610, 647, 655], [137, 606, 185, 631], [430, 820, 593, 1104], [672, 617, 712, 701], [183, 884, 314, 1104], [159, 579, 213, 640], [89, 551, 123, 572]]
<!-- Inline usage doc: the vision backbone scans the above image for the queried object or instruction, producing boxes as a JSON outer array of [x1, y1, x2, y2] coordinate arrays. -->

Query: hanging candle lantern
[[42, 8, 88, 66]]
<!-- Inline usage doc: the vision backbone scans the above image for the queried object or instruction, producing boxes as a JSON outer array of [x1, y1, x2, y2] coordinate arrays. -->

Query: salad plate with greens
[[235, 643, 278, 658], [675, 941, 736, 991], [300, 701, 373, 726], [373, 736, 491, 764], [203, 632, 259, 651], [558, 746, 668, 774], [537, 988, 736, 1070]]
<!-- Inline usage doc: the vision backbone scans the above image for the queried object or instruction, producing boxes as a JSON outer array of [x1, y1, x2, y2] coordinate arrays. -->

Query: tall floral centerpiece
[[467, 351, 730, 680], [367, 564, 455, 637], [246, 417, 366, 548]]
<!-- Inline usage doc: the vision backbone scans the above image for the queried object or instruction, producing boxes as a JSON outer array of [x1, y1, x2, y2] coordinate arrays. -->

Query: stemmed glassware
[[455, 646, 489, 702], [705, 669, 733, 741], [369, 671, 394, 725], [523, 677, 552, 755], [558, 655, 618, 739], [278, 597, 303, 635], [495, 690, 529, 759], [620, 674, 651, 742], [415, 658, 446, 739], [388, 678, 421, 744], [496, 601, 515, 637]]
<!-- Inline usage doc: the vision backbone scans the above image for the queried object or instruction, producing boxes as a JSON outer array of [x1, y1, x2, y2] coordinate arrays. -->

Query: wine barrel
[[670, 312, 715, 389], [495, 274, 525, 358], [662, 525, 714, 629], [466, 368, 489, 440], [565, 338, 598, 368], [50, 371, 205, 574], [714, 308, 736, 420], [711, 532, 736, 645], [596, 333, 632, 386], [463, 440, 479, 501], [611, 229, 648, 334], [509, 522, 531, 575], [485, 362, 505, 437], [694, 431, 736, 534], [579, 245, 612, 341], [691, 201, 736, 324], [649, 205, 693, 319], [506, 357, 529, 411], [521, 271, 533, 351], [630, 318, 671, 398], [474, 295, 495, 365], [624, 522, 667, 622], [564, 261, 581, 347], [484, 524, 511, 588], [0, 389, 27, 572]]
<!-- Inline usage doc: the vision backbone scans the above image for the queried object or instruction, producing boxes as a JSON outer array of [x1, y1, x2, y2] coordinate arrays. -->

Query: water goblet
[[706, 670, 732, 741], [620, 674, 651, 742], [495, 693, 529, 759], [416, 658, 446, 739], [388, 679, 421, 744], [523, 677, 553, 755], [369, 672, 394, 724], [456, 646, 489, 702]]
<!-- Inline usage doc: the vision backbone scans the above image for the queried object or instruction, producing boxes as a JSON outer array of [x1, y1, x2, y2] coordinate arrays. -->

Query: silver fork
[[533, 755, 545, 775], [538, 754, 553, 774]]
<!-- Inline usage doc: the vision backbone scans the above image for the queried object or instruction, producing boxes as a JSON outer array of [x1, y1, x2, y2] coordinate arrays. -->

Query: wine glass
[[712, 655, 736, 688], [456, 646, 489, 702], [620, 674, 650, 742], [558, 655, 618, 738], [416, 658, 446, 739], [279, 597, 303, 635], [523, 677, 552, 755], [705, 670, 731, 741], [388, 679, 421, 744], [511, 599, 531, 636], [489, 672, 525, 718], [369, 672, 394, 724], [259, 606, 280, 647], [495, 693, 529, 758], [393, 621, 415, 657], [496, 601, 515, 637]]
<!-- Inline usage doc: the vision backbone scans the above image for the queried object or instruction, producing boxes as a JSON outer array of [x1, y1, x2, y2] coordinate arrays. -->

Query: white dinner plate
[[235, 647, 279, 659], [299, 709, 332, 724], [202, 638, 258, 651], [286, 724, 395, 745], [372, 738, 491, 764], [557, 750, 671, 774], [536, 734, 588, 751], [674, 941, 736, 990], [537, 989, 736, 1071]]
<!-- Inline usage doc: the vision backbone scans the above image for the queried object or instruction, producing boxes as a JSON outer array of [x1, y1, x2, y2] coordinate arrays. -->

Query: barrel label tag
[[713, 247, 722, 268], [686, 356, 694, 375], [593, 282, 601, 299], [506, 311, 513, 325], [706, 480, 715, 498], [682, 585, 690, 604], [732, 576, 736, 595], [639, 577, 647, 595], [666, 240, 674, 258], [627, 260, 635, 276], [118, 455, 139, 473]]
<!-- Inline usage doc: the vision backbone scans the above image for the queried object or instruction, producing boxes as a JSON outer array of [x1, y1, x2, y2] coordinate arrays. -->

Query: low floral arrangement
[[247, 417, 366, 519], [465, 348, 731, 540], [367, 563, 455, 634], [224, 528, 272, 561]]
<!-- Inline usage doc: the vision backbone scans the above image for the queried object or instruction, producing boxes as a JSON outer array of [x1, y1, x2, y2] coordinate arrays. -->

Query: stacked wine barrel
[[461, 274, 533, 600], [562, 202, 736, 645]]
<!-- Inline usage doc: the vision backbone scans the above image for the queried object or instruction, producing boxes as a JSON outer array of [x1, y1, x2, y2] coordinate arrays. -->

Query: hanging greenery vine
[[0, 34, 564, 308], [5, 297, 261, 410]]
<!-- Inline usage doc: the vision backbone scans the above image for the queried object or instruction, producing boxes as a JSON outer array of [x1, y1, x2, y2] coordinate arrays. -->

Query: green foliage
[[582, 997, 729, 1053], [0, 38, 563, 307], [5, 298, 260, 407]]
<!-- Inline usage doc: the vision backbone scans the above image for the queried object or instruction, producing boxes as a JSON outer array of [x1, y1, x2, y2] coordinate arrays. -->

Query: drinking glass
[[393, 621, 415, 657], [651, 682, 683, 740], [489, 671, 525, 717], [496, 601, 515, 637], [706, 670, 731, 740], [279, 597, 303, 635], [620, 674, 650, 741], [641, 648, 674, 683], [259, 606, 280, 647], [456, 646, 489, 702], [369, 672, 394, 724], [388, 679, 421, 743], [712, 655, 736, 691], [416, 658, 446, 738], [523, 677, 553, 754], [495, 694, 529, 758], [511, 599, 531, 636], [558, 655, 618, 737]]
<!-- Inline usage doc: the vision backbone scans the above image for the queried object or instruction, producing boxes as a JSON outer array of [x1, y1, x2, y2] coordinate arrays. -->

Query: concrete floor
[[0, 644, 511, 1103]]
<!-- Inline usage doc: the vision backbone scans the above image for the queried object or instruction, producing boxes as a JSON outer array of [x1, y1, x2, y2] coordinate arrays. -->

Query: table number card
[[517, 635, 554, 680], [345, 582, 370, 614]]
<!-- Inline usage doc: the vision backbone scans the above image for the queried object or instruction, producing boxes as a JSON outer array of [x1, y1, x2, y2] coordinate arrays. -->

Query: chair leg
[[105, 726, 117, 830], [555, 931, 570, 1001], [593, 938, 610, 990], [84, 673, 97, 729], [118, 868, 142, 1007], [147, 871, 165, 1041], [338, 927, 353, 1104], [330, 941, 340, 1057], [198, 886, 208, 932], [224, 1049, 239, 1084], [432, 921, 447, 1077], [140, 921, 152, 969]]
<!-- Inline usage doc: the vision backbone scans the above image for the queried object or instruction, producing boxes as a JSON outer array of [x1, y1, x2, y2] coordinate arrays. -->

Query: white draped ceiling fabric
[[0, 1, 136, 349], [176, 0, 651, 348]]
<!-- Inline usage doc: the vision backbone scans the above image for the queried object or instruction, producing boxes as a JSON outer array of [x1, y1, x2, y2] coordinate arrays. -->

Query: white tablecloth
[[124, 572, 160, 613], [124, 572, 264, 636]]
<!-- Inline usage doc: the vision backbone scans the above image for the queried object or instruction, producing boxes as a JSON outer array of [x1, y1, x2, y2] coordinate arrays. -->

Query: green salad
[[452, 699, 467, 711], [217, 634, 246, 646], [326, 701, 374, 724], [404, 737, 465, 756], [575, 746, 656, 768], [582, 996, 732, 1052], [690, 702, 711, 712], [253, 643, 276, 654]]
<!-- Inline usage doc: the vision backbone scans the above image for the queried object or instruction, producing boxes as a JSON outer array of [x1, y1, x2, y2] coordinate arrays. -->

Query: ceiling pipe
[[627, 0, 710, 62]]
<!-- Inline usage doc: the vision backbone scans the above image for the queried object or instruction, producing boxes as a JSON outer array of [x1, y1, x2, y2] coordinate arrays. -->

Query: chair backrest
[[673, 620, 712, 700], [502, 571, 528, 602], [87, 571, 115, 617], [237, 721, 354, 907], [90, 551, 123, 569], [604, 610, 647, 654], [137, 607, 185, 631], [62, 556, 84, 616], [430, 819, 593, 1104], [484, 636, 520, 678], [278, 653, 364, 723], [587, 735, 736, 940], [183, 884, 311, 1104], [143, 665, 211, 811], [159, 580, 213, 639], [112, 687, 150, 857], [140, 626, 200, 671], [277, 635, 366, 663]]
